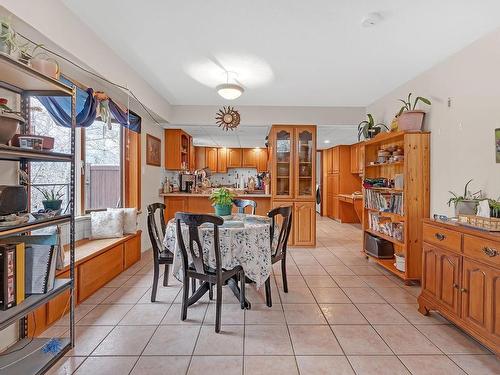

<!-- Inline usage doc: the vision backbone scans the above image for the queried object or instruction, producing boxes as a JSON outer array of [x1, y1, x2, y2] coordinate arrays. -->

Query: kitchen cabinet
[[217, 148, 228, 173], [419, 220, 500, 355], [164, 196, 187, 221], [205, 147, 218, 172], [256, 148, 268, 172], [165, 129, 192, 170], [294, 201, 316, 246], [332, 146, 340, 173], [350, 143, 358, 174], [242, 148, 257, 168], [189, 137, 195, 171], [195, 146, 206, 170], [227, 148, 242, 168]]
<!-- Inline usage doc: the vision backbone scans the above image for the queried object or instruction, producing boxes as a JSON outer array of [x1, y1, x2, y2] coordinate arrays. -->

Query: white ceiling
[[62, 0, 500, 107]]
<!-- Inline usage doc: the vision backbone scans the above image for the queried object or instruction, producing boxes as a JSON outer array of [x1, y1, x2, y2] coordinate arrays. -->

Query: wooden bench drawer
[[423, 223, 462, 253], [124, 233, 141, 269], [463, 235, 500, 267]]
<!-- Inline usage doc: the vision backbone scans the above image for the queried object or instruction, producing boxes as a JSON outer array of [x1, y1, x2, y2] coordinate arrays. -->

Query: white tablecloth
[[163, 215, 273, 288]]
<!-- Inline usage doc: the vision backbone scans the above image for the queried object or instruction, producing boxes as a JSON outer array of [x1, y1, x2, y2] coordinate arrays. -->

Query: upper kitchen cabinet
[[217, 147, 228, 173], [350, 142, 364, 175], [205, 147, 218, 172], [295, 126, 316, 200], [165, 129, 192, 170], [242, 148, 257, 167], [227, 148, 242, 168], [256, 148, 268, 172]]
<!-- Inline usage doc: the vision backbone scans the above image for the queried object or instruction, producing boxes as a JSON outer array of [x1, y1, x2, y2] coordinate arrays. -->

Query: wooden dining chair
[[147, 203, 174, 302], [264, 206, 293, 307], [233, 198, 257, 215], [175, 212, 246, 333]]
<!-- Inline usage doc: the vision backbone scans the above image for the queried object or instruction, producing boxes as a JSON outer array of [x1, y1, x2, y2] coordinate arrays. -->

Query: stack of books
[[364, 189, 404, 215], [368, 212, 405, 242]]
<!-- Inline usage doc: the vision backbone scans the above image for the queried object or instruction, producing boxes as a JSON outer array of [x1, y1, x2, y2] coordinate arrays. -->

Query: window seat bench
[[29, 231, 142, 335]]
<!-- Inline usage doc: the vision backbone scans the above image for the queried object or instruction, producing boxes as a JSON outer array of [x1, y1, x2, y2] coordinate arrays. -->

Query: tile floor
[[45, 216, 499, 374]]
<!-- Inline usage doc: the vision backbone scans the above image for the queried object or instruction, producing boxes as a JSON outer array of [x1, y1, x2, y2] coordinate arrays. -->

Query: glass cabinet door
[[296, 128, 315, 199], [274, 129, 293, 198]]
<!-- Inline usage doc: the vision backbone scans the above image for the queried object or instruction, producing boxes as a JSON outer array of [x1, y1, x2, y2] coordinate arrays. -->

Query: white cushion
[[107, 208, 138, 234], [90, 210, 124, 239]]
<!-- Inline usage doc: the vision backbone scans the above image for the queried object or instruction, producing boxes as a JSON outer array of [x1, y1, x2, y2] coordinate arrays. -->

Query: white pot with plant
[[396, 93, 431, 131], [447, 179, 482, 216]]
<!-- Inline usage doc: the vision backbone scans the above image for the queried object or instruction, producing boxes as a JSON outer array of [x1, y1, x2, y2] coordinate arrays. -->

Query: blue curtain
[[109, 99, 141, 133]]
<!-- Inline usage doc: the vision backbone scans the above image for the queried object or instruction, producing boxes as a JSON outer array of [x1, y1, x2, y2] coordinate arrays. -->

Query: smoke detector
[[361, 12, 383, 27]]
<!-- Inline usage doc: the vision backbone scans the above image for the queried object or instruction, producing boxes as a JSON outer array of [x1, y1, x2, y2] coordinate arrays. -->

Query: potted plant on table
[[357, 114, 389, 141], [209, 187, 235, 216], [447, 179, 481, 216], [35, 186, 64, 212], [396, 93, 431, 131]]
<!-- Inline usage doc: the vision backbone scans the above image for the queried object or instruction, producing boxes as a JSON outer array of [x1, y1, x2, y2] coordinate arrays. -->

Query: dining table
[[162, 213, 275, 309]]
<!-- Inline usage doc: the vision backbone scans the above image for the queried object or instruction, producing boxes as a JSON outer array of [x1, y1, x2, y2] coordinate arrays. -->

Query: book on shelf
[[364, 188, 404, 215], [368, 212, 404, 242], [25, 244, 56, 294], [0, 244, 17, 310]]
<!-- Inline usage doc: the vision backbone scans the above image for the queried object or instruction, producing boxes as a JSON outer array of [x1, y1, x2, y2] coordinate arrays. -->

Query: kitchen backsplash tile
[[163, 168, 260, 188]]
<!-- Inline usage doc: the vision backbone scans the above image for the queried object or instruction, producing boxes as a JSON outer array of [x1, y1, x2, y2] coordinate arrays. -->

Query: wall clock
[[215, 106, 240, 131]]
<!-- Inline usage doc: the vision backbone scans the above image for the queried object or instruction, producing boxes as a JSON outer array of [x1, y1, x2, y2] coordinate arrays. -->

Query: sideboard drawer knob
[[435, 233, 446, 241], [482, 247, 498, 257], [452, 283, 459, 289]]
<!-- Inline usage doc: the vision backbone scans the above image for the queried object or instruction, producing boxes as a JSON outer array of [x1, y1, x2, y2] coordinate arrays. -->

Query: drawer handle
[[482, 247, 499, 257], [434, 233, 446, 241], [452, 283, 459, 289]]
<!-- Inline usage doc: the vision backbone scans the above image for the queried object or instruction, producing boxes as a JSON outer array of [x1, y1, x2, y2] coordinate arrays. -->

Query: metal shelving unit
[[0, 53, 76, 374]]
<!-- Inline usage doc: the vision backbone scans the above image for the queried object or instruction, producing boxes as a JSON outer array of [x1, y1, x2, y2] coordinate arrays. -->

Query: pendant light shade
[[217, 83, 244, 100]]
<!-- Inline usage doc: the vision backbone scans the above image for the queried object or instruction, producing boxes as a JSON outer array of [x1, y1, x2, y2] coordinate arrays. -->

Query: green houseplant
[[447, 179, 481, 216], [35, 185, 64, 211], [0, 20, 16, 55], [488, 198, 500, 218], [357, 114, 388, 140], [396, 93, 431, 131], [209, 187, 235, 216]]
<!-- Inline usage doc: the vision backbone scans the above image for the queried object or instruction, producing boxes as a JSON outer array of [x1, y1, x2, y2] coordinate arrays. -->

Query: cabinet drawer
[[463, 235, 500, 267], [423, 223, 462, 253]]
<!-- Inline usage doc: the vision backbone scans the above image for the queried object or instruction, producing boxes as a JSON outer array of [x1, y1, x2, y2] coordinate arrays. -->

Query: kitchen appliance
[[0, 186, 28, 215], [364, 232, 394, 259], [179, 173, 195, 193]]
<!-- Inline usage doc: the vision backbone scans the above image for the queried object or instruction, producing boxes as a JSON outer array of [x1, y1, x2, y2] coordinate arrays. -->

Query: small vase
[[42, 199, 62, 211], [214, 204, 231, 217]]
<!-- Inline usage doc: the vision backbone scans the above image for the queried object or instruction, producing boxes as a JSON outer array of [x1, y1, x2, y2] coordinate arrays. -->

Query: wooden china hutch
[[269, 125, 316, 246]]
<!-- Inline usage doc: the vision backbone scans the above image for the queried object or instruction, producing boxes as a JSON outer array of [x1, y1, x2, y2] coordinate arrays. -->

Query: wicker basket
[[457, 214, 500, 232]]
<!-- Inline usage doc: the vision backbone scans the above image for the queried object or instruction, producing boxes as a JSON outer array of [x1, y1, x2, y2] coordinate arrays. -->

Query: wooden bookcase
[[362, 131, 430, 282]]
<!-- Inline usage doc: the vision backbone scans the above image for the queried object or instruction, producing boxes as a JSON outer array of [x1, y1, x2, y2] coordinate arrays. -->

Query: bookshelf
[[362, 131, 430, 283], [0, 54, 76, 373]]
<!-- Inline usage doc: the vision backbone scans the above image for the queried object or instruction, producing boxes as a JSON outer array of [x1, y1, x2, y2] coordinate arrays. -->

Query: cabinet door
[[331, 174, 340, 196], [227, 148, 242, 168], [327, 193, 333, 218], [358, 144, 365, 174], [180, 132, 190, 170], [332, 147, 340, 173], [272, 200, 295, 246], [295, 127, 315, 200], [257, 148, 268, 172], [461, 258, 489, 335], [217, 148, 228, 173], [189, 137, 195, 171], [350, 144, 358, 174], [165, 197, 187, 221], [272, 128, 294, 200], [422, 244, 439, 299], [294, 201, 316, 246], [332, 197, 339, 219], [242, 148, 257, 168], [325, 148, 333, 174], [195, 146, 206, 169], [205, 147, 218, 172]]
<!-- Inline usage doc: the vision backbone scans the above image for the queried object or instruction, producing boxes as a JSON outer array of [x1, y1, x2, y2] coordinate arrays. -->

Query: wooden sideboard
[[418, 219, 499, 355]]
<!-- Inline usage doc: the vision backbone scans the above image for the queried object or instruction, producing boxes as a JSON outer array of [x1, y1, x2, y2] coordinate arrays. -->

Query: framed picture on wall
[[146, 134, 161, 167], [496, 128, 500, 163]]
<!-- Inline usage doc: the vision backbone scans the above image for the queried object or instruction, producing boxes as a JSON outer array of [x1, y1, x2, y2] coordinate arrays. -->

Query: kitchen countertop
[[160, 192, 272, 198]]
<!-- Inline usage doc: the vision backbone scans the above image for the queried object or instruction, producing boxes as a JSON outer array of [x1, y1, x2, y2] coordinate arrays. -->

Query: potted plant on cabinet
[[357, 114, 388, 140], [35, 186, 64, 212], [396, 93, 431, 131], [488, 198, 500, 218], [0, 20, 16, 55], [210, 187, 235, 216], [447, 179, 481, 216]]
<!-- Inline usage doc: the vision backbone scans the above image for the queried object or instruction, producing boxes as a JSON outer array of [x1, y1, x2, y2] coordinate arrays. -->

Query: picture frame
[[146, 134, 161, 167], [496, 128, 500, 163]]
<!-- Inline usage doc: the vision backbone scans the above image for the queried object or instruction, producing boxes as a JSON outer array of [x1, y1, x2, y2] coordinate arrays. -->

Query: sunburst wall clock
[[215, 106, 240, 131]]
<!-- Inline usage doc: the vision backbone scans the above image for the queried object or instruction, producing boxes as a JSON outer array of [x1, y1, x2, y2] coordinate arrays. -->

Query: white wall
[[367, 27, 500, 217]]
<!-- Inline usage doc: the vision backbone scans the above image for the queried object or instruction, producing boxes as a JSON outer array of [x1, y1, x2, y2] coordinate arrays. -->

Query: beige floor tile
[[348, 355, 410, 375], [77, 304, 132, 325], [104, 274, 132, 288], [320, 304, 368, 325], [391, 303, 450, 325], [204, 303, 245, 325], [273, 262, 300, 276], [399, 355, 467, 375], [138, 286, 181, 304], [292, 254, 321, 265], [417, 324, 490, 354], [359, 275, 399, 288], [296, 355, 355, 375], [188, 356, 243, 375], [313, 255, 343, 266], [244, 356, 298, 375], [310, 287, 350, 303], [374, 324, 441, 355], [449, 355, 500, 375], [324, 265, 355, 276], [342, 287, 386, 303], [356, 303, 408, 324], [67, 325, 114, 356], [283, 303, 327, 324], [279, 287, 316, 303], [245, 303, 286, 324], [123, 273, 161, 287], [101, 286, 149, 304], [332, 275, 368, 287], [194, 325, 244, 355], [143, 325, 201, 355], [119, 303, 170, 325], [130, 356, 191, 375], [53, 304, 97, 326], [338, 255, 370, 266], [297, 264, 328, 276], [304, 275, 338, 287], [75, 356, 137, 375], [80, 287, 117, 305], [373, 287, 416, 304], [276, 275, 308, 288], [245, 325, 293, 355], [331, 325, 392, 355], [161, 302, 208, 325], [289, 325, 343, 355], [38, 325, 68, 338], [92, 325, 156, 355], [349, 265, 383, 275], [47, 356, 86, 375]]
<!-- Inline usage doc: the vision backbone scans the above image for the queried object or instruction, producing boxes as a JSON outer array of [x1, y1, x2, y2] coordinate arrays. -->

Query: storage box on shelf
[[362, 131, 430, 283], [269, 125, 316, 246], [418, 219, 500, 355]]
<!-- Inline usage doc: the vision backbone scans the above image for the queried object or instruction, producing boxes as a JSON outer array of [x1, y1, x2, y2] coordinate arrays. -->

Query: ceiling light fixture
[[324, 140, 331, 144], [217, 71, 244, 100], [361, 12, 382, 28]]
